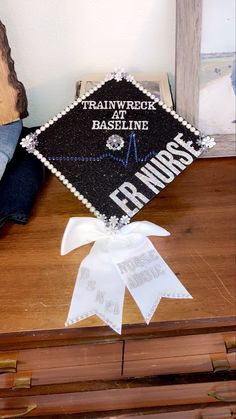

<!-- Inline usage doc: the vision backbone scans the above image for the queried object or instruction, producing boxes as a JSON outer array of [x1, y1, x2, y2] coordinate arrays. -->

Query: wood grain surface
[[31, 404, 236, 419], [0, 381, 235, 416], [123, 331, 236, 378], [0, 158, 235, 334], [176, 0, 202, 126], [0, 342, 123, 389]]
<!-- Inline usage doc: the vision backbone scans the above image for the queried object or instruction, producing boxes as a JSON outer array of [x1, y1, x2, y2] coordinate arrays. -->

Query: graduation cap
[[21, 70, 215, 333], [21, 70, 215, 223]]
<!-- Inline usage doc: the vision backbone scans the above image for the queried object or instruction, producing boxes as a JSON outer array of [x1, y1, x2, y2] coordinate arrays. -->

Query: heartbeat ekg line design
[[48, 133, 157, 168]]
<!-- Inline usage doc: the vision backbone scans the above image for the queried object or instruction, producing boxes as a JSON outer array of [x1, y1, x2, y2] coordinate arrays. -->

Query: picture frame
[[176, 0, 235, 157], [76, 72, 173, 108]]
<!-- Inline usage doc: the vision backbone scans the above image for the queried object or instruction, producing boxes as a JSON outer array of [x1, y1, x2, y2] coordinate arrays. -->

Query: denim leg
[[0, 120, 22, 180], [0, 129, 45, 227], [0, 153, 8, 180]]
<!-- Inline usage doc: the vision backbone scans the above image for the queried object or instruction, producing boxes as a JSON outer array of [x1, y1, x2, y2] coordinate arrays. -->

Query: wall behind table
[[0, 0, 176, 127]]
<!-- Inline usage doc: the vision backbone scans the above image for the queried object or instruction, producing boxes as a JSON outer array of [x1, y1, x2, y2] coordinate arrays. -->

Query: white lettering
[[174, 133, 202, 157], [156, 151, 186, 175], [110, 133, 199, 212], [119, 182, 149, 209], [92, 120, 100, 129], [166, 141, 194, 165], [135, 167, 165, 194], [109, 189, 139, 217]]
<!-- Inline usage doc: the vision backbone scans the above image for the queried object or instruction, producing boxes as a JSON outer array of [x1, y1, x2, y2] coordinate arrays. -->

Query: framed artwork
[[76, 73, 173, 108], [176, 0, 235, 157]]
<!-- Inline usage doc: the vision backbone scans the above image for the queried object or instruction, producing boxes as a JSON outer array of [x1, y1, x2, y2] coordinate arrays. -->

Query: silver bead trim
[[65, 290, 191, 332], [144, 292, 192, 324], [65, 310, 121, 334]]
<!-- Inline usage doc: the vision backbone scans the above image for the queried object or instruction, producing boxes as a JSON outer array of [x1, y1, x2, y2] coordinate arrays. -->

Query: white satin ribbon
[[61, 218, 192, 334]]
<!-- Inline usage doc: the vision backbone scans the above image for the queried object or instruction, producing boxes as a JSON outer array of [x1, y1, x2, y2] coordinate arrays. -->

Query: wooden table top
[[0, 157, 235, 336]]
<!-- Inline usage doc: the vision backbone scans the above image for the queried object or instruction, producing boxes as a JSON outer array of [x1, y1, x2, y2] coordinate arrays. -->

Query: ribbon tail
[[110, 235, 192, 325], [121, 220, 170, 237], [65, 241, 125, 334]]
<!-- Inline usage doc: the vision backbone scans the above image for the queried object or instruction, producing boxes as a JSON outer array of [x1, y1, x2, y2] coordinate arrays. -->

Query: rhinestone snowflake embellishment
[[197, 136, 216, 151], [21, 133, 38, 153], [107, 69, 134, 83], [106, 135, 124, 151], [119, 215, 130, 226], [109, 216, 119, 228], [97, 214, 130, 231]]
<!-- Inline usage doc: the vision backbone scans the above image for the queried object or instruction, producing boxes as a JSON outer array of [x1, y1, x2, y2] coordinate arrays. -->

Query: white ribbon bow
[[61, 218, 192, 334]]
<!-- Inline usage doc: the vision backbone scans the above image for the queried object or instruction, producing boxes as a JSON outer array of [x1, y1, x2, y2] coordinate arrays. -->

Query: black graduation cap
[[21, 70, 212, 223]]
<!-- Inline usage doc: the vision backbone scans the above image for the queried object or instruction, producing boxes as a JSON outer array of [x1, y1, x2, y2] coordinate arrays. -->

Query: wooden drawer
[[101, 405, 236, 418], [151, 406, 236, 419], [0, 380, 235, 416], [0, 341, 123, 389], [123, 332, 236, 377]]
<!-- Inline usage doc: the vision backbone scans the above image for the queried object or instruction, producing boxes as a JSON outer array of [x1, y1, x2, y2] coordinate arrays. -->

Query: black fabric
[[0, 127, 45, 227]]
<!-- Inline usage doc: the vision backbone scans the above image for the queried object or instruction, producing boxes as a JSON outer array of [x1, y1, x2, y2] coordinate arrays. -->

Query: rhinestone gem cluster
[[106, 134, 124, 151]]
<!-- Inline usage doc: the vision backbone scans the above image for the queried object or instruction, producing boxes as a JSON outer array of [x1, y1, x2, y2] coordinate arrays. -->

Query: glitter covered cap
[[21, 70, 212, 222]]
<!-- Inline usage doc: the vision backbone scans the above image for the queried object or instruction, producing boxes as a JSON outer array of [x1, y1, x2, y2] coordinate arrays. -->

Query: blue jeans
[[0, 120, 22, 180], [0, 126, 45, 227]]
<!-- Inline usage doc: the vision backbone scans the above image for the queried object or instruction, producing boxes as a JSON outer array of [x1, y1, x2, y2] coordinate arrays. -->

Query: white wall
[[0, 0, 176, 127], [201, 0, 235, 53]]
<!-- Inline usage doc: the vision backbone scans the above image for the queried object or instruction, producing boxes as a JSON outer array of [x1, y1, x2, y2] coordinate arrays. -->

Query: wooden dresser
[[0, 157, 235, 418]]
